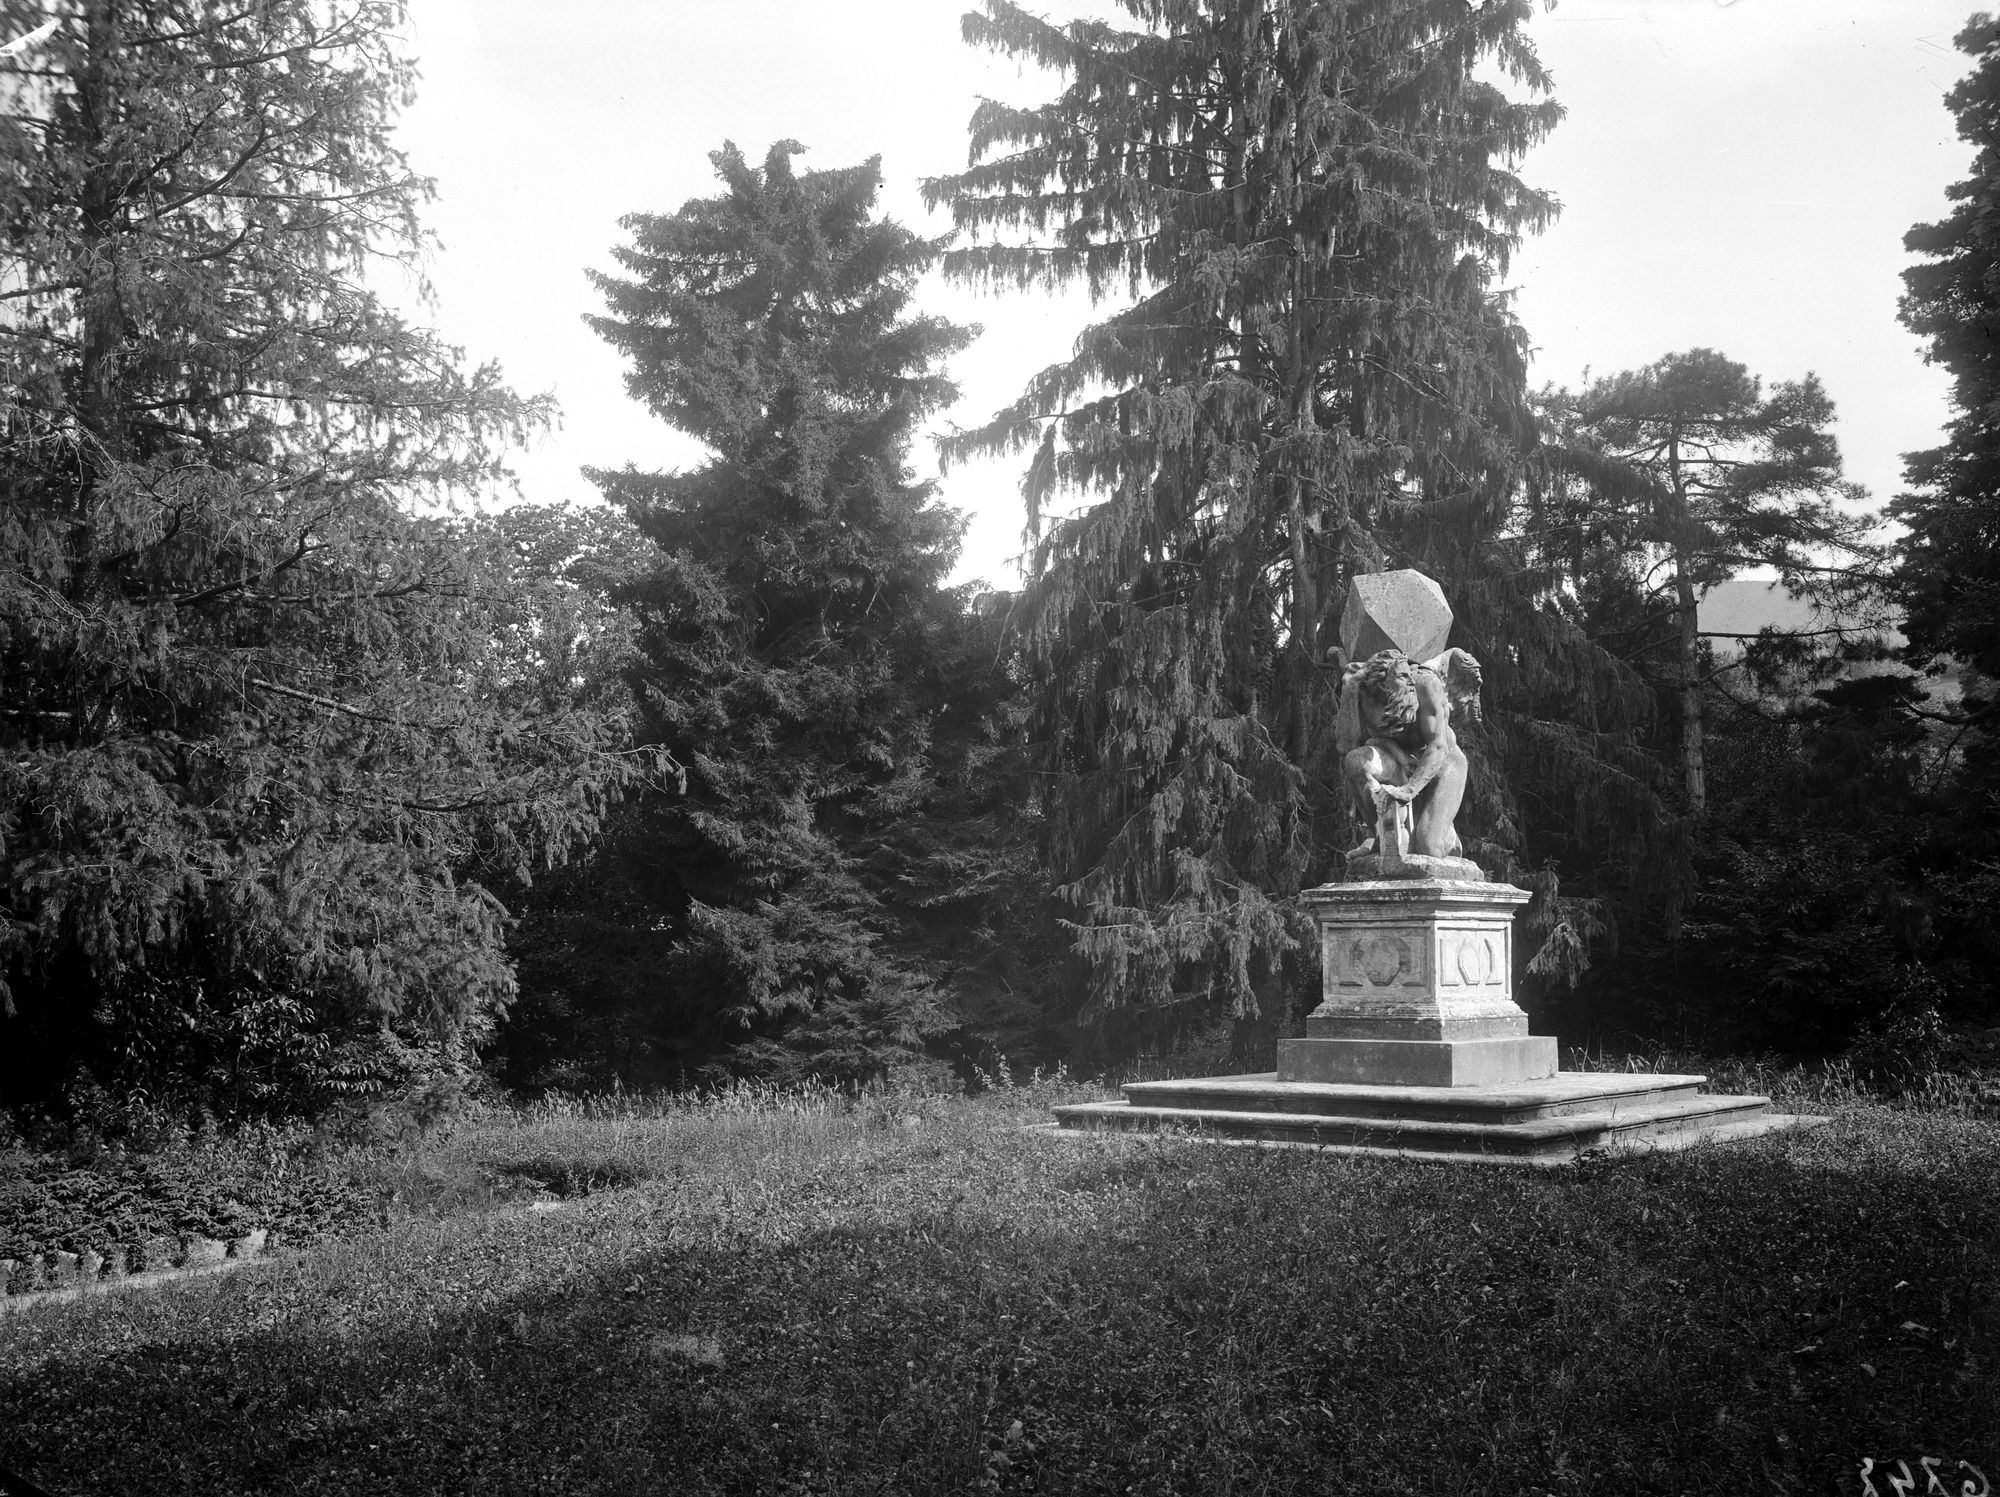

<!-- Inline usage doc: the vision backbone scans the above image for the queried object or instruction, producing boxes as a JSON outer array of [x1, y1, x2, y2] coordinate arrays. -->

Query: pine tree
[[574, 142, 998, 1082], [1535, 351, 1879, 812], [0, 3, 642, 1113], [923, 0, 1595, 1048]]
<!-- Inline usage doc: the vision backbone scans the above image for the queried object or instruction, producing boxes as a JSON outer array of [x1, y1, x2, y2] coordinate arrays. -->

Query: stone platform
[[1052, 1071, 1823, 1164]]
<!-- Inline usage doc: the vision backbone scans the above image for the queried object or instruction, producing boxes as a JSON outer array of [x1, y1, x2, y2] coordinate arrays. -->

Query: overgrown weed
[[1564, 1041, 1999, 1116]]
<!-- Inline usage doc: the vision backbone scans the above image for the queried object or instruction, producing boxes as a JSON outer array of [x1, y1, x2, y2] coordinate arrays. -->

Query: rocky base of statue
[[1343, 848, 1485, 882]]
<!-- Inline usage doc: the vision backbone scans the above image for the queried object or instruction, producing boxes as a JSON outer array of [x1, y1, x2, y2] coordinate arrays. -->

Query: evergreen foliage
[[1522, 336, 1985, 1051], [924, 0, 1659, 1051], [1534, 350, 1881, 812], [1555, 651, 2000, 1054], [1651, 9, 2000, 1057], [1900, 12, 2000, 758], [540, 142, 1041, 1085], [0, 3, 644, 1114]]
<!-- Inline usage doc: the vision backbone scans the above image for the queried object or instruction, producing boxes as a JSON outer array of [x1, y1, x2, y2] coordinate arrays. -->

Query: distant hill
[[1696, 579, 1963, 707], [1696, 580, 1902, 657]]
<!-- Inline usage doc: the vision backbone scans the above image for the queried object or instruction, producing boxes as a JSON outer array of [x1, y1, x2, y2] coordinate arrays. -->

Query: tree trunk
[[1227, 2, 1253, 243], [66, 0, 125, 654], [1667, 438, 1706, 814], [77, 0, 127, 474], [1283, 45, 1318, 770], [1287, 472, 1319, 764], [1674, 545, 1706, 814]]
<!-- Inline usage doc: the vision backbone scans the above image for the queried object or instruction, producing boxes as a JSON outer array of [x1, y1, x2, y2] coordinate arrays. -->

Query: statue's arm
[[1332, 662, 1368, 756], [1427, 648, 1484, 725], [1379, 674, 1455, 802]]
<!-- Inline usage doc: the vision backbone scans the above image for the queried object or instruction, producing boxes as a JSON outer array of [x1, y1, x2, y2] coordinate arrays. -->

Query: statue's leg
[[1410, 742, 1469, 857], [1344, 742, 1410, 849], [1341, 745, 1378, 823]]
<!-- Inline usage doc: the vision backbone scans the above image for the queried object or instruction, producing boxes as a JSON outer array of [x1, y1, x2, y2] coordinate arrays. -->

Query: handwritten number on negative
[[1860, 1460, 1991, 1497]]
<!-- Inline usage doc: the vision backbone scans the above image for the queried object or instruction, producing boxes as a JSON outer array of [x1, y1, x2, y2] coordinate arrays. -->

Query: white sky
[[390, 0, 1979, 589]]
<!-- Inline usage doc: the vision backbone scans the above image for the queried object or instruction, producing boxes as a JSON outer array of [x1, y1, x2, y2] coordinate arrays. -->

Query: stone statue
[[1329, 570, 1484, 881], [1336, 648, 1483, 869]]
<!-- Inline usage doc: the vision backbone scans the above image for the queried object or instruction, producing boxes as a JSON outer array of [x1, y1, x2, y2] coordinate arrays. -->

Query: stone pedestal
[[1277, 878, 1556, 1088], [1050, 872, 1825, 1162]]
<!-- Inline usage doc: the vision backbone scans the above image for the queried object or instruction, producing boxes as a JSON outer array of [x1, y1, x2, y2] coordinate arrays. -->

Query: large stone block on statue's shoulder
[[1339, 570, 1453, 662]]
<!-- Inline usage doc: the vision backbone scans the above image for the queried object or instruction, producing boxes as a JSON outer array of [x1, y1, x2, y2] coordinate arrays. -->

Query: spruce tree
[[576, 142, 991, 1082], [0, 3, 641, 1113], [924, 0, 1606, 1049]]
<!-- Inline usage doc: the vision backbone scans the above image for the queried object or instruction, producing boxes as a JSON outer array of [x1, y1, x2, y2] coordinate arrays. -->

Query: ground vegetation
[[0, 1079, 1993, 1495]]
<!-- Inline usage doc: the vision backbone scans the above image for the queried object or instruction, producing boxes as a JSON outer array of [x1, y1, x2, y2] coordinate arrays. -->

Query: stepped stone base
[[1051, 873, 1826, 1164], [1277, 1034, 1558, 1087], [1052, 1071, 1826, 1164]]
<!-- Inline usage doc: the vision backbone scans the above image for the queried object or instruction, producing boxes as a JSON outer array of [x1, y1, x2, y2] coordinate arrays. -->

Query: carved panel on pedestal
[[1329, 927, 1430, 990], [1435, 926, 1508, 990]]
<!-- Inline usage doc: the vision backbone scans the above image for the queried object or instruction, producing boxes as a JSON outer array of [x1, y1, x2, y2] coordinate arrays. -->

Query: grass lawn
[[0, 1076, 1995, 1496]]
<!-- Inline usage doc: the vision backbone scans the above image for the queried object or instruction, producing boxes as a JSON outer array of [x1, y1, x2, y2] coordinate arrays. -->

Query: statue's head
[[1355, 650, 1420, 731]]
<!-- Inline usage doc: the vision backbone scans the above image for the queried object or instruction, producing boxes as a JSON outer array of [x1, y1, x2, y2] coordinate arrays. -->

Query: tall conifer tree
[[0, 3, 637, 1111], [1900, 15, 2000, 701], [579, 143, 988, 1081], [925, 0, 1594, 1043]]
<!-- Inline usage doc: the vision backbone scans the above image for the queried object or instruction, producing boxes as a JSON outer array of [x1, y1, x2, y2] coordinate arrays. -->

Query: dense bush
[[1544, 660, 2000, 1057]]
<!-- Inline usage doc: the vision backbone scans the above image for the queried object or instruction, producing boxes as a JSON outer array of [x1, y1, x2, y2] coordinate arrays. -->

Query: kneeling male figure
[[1338, 649, 1477, 860]]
